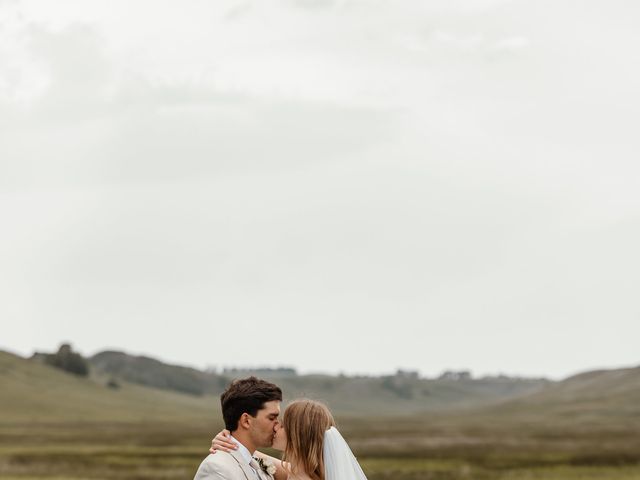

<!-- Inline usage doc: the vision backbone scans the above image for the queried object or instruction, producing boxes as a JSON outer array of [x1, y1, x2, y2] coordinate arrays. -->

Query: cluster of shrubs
[[36, 343, 90, 376]]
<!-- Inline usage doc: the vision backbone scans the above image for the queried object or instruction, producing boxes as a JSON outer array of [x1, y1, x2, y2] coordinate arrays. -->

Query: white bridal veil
[[323, 426, 368, 480]]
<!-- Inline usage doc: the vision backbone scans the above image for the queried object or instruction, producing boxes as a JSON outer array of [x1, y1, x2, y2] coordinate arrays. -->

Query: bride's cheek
[[274, 431, 286, 449]]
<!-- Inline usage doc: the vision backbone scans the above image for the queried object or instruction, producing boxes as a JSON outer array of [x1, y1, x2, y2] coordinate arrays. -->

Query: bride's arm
[[253, 450, 289, 480]]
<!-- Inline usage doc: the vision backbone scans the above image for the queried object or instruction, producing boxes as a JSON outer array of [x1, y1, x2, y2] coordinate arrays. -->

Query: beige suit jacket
[[193, 449, 273, 480]]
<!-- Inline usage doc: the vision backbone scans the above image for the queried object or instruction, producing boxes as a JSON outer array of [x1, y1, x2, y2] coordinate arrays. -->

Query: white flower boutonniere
[[254, 457, 277, 476]]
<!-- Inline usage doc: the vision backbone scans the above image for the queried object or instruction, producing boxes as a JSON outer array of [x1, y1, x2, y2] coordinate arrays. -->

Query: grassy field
[[1, 417, 639, 479]]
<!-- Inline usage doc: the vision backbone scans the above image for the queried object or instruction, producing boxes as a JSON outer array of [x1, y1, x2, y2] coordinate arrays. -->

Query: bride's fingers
[[209, 442, 232, 453], [210, 439, 236, 452], [214, 437, 237, 450], [210, 446, 231, 453], [209, 448, 228, 453]]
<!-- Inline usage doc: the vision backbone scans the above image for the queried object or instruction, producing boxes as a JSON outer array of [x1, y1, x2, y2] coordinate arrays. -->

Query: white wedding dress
[[323, 427, 368, 480]]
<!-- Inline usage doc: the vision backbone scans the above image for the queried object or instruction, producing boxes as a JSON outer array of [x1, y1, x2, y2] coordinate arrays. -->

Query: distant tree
[[44, 343, 90, 377]]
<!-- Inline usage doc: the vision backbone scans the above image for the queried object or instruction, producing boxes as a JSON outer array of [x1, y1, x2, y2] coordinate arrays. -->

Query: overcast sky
[[1, 0, 639, 380]]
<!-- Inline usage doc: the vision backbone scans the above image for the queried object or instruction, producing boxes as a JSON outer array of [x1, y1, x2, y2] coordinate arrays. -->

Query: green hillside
[[481, 365, 640, 427], [87, 350, 547, 416], [0, 350, 216, 423], [90, 351, 229, 396], [6, 347, 639, 426], [404, 364, 640, 442], [1, 348, 547, 423]]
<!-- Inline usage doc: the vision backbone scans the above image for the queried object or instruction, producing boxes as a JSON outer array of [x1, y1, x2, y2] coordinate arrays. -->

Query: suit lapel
[[253, 464, 267, 480], [227, 450, 255, 480], [251, 459, 272, 480]]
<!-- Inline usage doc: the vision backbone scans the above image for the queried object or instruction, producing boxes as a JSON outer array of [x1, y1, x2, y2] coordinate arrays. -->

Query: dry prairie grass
[[1, 418, 639, 480]]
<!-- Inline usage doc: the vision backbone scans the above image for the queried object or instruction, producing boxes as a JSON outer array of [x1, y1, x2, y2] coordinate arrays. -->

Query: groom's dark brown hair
[[220, 376, 282, 431]]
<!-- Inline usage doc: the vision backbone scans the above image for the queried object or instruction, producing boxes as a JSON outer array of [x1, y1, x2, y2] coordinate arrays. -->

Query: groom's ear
[[238, 412, 252, 430]]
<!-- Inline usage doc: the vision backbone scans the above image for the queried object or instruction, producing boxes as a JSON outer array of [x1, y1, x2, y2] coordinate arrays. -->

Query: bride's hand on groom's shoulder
[[209, 429, 237, 454]]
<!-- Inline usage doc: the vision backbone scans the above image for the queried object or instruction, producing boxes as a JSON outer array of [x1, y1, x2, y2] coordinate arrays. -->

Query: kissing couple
[[194, 376, 367, 480]]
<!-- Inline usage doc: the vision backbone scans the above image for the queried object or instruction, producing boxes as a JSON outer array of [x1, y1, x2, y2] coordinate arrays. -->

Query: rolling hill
[[90, 350, 229, 396], [87, 350, 548, 415], [4, 347, 639, 429], [406, 364, 640, 440], [0, 350, 216, 423], [1, 348, 547, 423], [476, 365, 640, 428]]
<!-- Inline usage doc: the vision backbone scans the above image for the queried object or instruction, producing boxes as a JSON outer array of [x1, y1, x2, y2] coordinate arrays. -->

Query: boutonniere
[[254, 457, 277, 476]]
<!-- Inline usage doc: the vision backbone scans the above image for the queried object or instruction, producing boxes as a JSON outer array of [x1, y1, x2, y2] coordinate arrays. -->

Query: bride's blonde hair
[[282, 399, 336, 480]]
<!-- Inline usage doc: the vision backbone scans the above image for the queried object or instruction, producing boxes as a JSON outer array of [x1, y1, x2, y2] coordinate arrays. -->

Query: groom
[[194, 376, 282, 480]]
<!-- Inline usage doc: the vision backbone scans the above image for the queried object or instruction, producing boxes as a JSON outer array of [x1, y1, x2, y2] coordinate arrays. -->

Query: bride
[[210, 398, 368, 480]]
